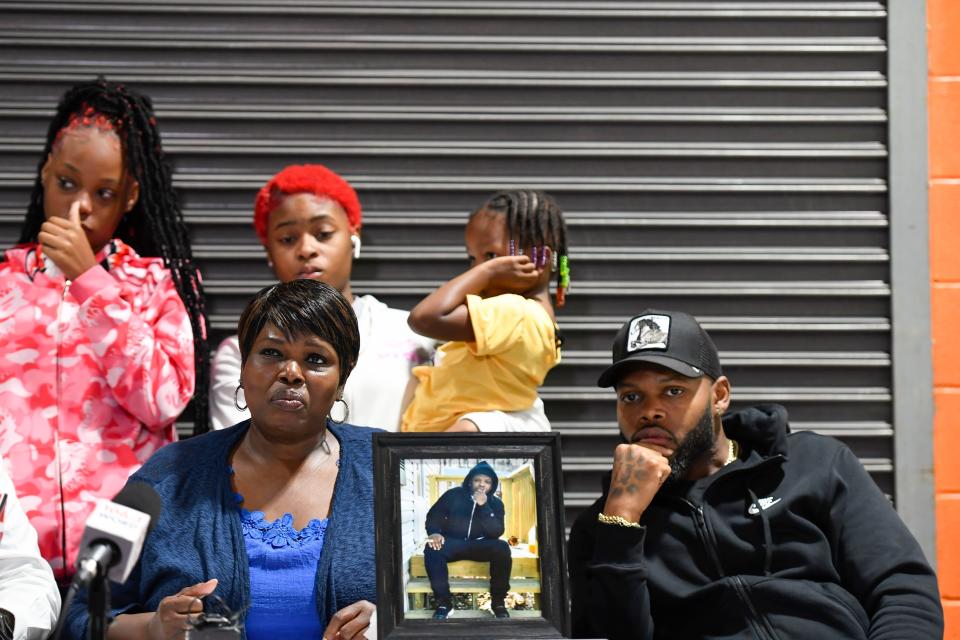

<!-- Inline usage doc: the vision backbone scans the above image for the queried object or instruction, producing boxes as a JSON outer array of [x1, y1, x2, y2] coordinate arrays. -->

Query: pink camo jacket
[[0, 239, 194, 580]]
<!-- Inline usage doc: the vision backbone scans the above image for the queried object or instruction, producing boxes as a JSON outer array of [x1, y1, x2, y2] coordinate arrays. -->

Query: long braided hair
[[472, 189, 571, 307], [19, 77, 210, 434]]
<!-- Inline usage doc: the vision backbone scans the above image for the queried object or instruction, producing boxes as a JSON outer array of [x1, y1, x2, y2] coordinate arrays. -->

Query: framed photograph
[[373, 432, 569, 639]]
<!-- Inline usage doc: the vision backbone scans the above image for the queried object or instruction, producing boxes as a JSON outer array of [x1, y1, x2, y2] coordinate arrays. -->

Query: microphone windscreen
[[112, 482, 162, 534]]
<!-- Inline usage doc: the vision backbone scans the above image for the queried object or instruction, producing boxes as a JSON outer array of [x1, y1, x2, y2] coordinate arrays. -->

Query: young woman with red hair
[[209, 164, 435, 430]]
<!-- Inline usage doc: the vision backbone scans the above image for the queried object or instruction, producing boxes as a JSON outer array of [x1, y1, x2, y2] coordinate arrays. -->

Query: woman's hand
[[37, 199, 98, 281], [146, 579, 218, 640], [426, 533, 445, 550], [323, 600, 375, 640]]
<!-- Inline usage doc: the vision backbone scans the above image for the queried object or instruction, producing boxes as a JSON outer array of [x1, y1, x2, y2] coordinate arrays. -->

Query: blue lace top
[[232, 473, 328, 638]]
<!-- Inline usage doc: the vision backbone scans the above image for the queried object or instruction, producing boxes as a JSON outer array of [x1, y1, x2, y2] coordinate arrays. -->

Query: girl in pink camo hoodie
[[0, 78, 208, 582]]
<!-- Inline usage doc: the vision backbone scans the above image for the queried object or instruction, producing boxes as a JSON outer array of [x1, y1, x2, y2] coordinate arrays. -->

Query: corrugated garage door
[[0, 1, 892, 529]]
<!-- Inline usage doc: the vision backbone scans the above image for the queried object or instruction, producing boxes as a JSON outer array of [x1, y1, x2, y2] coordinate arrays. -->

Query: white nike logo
[[747, 497, 781, 515]]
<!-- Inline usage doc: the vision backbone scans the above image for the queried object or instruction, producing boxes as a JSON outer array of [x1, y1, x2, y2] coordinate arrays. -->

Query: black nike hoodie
[[568, 404, 943, 639]]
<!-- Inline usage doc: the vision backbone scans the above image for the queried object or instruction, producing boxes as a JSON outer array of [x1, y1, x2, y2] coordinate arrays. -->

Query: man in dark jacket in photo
[[424, 461, 512, 620], [568, 309, 943, 640]]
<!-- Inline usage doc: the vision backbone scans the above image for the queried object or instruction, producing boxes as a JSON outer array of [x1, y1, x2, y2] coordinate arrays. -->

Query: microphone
[[73, 483, 162, 587]]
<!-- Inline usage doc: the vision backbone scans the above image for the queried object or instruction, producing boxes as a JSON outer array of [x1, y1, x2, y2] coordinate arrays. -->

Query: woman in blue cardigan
[[67, 280, 378, 639]]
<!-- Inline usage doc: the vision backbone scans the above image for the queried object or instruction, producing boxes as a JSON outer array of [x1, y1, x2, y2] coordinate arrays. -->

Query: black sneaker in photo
[[432, 603, 453, 620]]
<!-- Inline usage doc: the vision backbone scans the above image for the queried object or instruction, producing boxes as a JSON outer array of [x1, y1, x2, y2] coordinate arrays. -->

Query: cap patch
[[627, 314, 670, 352]]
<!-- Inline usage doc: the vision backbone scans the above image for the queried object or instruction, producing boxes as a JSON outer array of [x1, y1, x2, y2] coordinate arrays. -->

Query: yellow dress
[[401, 293, 560, 432]]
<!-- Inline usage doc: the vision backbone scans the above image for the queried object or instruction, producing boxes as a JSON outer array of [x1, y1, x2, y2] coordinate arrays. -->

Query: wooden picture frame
[[373, 432, 569, 639]]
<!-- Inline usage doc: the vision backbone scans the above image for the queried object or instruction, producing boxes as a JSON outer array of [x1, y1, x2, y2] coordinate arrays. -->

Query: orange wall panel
[[931, 183, 960, 281], [930, 0, 960, 76], [936, 390, 960, 493], [932, 285, 960, 386], [929, 80, 960, 179], [937, 495, 960, 599], [931, 0, 960, 626], [946, 600, 960, 640]]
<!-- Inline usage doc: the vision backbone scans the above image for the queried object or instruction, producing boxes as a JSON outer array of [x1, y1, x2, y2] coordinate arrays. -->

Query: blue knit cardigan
[[65, 421, 379, 638]]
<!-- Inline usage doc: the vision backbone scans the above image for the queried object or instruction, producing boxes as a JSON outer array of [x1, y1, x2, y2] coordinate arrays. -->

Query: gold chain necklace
[[726, 439, 740, 465]]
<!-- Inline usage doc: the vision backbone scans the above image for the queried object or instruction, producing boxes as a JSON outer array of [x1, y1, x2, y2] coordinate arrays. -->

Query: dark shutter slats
[[0, 1, 892, 524]]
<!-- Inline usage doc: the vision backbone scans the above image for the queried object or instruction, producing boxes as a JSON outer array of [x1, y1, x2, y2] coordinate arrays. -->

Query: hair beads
[[472, 190, 570, 307]]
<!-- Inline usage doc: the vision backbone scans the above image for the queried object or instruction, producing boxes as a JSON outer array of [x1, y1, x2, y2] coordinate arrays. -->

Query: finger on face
[[68, 199, 82, 223]]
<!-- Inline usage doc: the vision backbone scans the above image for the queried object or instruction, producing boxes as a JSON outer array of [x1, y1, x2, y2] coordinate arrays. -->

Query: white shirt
[[210, 294, 436, 431], [0, 461, 61, 640]]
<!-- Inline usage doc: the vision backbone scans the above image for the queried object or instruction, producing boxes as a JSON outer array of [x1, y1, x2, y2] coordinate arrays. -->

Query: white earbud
[[351, 235, 362, 260]]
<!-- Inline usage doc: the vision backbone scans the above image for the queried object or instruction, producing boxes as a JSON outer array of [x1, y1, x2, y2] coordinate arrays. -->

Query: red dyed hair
[[253, 164, 362, 244], [53, 105, 120, 148]]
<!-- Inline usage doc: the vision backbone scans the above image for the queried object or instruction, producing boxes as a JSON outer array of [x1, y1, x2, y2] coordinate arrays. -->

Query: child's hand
[[482, 255, 541, 294], [37, 199, 98, 281]]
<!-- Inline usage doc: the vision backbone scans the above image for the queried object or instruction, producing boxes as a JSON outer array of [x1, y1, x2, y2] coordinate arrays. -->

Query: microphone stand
[[79, 549, 114, 640], [86, 569, 110, 640]]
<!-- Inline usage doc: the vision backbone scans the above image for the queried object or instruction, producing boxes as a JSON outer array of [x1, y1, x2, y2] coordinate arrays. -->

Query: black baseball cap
[[596, 309, 722, 387]]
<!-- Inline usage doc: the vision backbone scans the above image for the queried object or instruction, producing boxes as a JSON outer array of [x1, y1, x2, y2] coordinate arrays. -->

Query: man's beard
[[662, 403, 716, 485]]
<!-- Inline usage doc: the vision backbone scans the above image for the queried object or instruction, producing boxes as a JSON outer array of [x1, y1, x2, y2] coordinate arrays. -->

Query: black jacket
[[426, 461, 506, 540], [568, 404, 943, 640]]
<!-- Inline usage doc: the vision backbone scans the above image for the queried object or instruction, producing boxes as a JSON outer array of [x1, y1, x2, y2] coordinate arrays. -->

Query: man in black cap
[[568, 309, 943, 639]]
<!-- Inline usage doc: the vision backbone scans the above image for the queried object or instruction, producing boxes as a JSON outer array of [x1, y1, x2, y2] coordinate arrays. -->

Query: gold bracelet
[[597, 512, 641, 528]]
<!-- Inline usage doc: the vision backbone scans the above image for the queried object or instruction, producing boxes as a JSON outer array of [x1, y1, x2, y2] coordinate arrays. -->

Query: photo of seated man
[[425, 462, 511, 620], [400, 459, 540, 621]]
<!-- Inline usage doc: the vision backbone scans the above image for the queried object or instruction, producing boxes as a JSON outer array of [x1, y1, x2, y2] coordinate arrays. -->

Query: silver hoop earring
[[328, 398, 349, 424], [234, 385, 248, 411]]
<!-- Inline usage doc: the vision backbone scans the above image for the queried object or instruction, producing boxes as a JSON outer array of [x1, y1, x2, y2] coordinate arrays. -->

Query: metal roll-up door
[[0, 1, 892, 530]]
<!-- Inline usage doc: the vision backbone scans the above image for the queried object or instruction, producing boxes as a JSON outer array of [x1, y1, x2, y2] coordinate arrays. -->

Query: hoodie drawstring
[[466, 500, 477, 539], [748, 488, 773, 577]]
